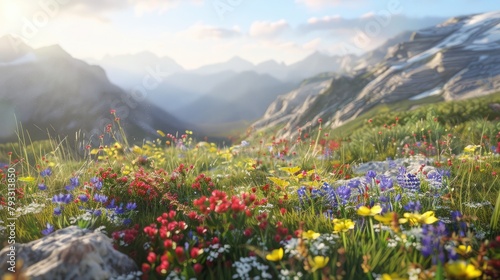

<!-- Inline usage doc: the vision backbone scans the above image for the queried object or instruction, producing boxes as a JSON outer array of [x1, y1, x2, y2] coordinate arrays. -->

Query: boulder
[[0, 226, 138, 280]]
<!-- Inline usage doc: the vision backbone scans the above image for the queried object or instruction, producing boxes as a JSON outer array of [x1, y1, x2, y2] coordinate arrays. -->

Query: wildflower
[[90, 177, 103, 190], [70, 177, 79, 187], [333, 219, 355, 233], [41, 223, 54, 236], [456, 245, 472, 256], [445, 261, 482, 279], [93, 194, 108, 203], [463, 145, 480, 153], [420, 222, 455, 264], [40, 168, 52, 177], [18, 176, 36, 182], [52, 193, 73, 204], [379, 175, 393, 191], [374, 212, 396, 225], [53, 206, 62, 216], [397, 167, 420, 192], [126, 202, 137, 211], [38, 183, 47, 191], [357, 204, 383, 216], [302, 230, 320, 240], [366, 170, 377, 179], [399, 211, 438, 226], [266, 248, 284, 261], [78, 194, 89, 203], [404, 201, 422, 212], [307, 255, 329, 272], [336, 185, 351, 204]]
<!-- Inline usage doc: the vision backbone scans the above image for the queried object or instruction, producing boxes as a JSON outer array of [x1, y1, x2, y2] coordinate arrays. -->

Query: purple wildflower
[[126, 202, 137, 211], [93, 194, 108, 203], [38, 183, 47, 191], [41, 223, 54, 236], [40, 168, 52, 177], [52, 193, 73, 204]]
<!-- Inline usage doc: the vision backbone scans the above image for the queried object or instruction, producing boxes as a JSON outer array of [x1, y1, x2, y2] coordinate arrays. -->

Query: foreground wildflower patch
[[0, 112, 499, 279]]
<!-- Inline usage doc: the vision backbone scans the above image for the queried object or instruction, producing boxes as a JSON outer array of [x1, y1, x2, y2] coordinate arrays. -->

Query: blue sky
[[0, 0, 498, 68]]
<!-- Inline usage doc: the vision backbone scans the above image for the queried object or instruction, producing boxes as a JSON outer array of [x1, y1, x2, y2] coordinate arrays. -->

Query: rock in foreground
[[0, 226, 138, 280]]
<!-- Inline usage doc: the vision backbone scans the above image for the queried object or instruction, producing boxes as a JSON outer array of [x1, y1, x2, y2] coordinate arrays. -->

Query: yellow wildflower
[[456, 245, 472, 256], [307, 256, 329, 272], [463, 145, 480, 153], [268, 177, 290, 188], [266, 248, 284, 262], [445, 261, 481, 279], [302, 230, 320, 240], [399, 211, 438, 226], [18, 176, 35, 182], [333, 219, 355, 233], [357, 204, 383, 216], [374, 212, 396, 225], [280, 166, 301, 175]]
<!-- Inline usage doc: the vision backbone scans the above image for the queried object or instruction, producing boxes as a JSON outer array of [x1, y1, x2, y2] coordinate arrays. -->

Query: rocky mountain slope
[[252, 11, 500, 138], [0, 36, 192, 143]]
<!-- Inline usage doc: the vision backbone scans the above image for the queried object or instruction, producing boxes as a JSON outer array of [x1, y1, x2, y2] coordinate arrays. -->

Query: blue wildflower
[[366, 170, 377, 179], [40, 168, 52, 177], [93, 209, 102, 216], [404, 201, 422, 212], [394, 193, 402, 202], [106, 199, 116, 209], [90, 177, 103, 190], [320, 183, 338, 208], [336, 185, 351, 205], [379, 175, 393, 191], [38, 183, 47, 191], [297, 186, 308, 205], [70, 177, 79, 187], [126, 202, 137, 211], [41, 223, 55, 236], [348, 179, 361, 189], [123, 218, 132, 226], [115, 204, 125, 214], [421, 222, 456, 264], [53, 206, 62, 216], [52, 193, 73, 204], [93, 194, 108, 203], [78, 194, 89, 203], [426, 171, 443, 189], [397, 169, 420, 192]]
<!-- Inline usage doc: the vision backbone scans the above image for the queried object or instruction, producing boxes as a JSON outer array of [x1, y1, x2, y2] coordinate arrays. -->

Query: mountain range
[[1, 11, 499, 144], [0, 36, 192, 143], [252, 11, 500, 138]]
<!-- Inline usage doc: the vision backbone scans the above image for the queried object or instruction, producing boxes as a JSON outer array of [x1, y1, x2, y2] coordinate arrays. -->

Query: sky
[[0, 0, 498, 69]]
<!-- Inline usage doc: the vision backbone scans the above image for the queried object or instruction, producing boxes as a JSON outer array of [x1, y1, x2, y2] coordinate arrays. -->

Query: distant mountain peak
[[0, 35, 32, 62]]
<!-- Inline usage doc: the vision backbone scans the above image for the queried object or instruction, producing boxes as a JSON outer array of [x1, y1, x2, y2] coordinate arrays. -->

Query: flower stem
[[368, 217, 375, 244], [342, 232, 348, 251]]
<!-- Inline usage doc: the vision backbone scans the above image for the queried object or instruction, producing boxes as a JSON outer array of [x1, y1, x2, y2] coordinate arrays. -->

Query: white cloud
[[303, 38, 321, 50], [181, 23, 241, 40], [249, 19, 290, 38]]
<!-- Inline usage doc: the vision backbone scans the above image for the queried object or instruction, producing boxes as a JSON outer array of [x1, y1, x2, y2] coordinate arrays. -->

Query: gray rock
[[0, 226, 138, 280]]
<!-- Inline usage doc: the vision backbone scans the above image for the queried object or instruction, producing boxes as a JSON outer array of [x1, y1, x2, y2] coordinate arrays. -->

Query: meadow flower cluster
[[0, 109, 499, 279]]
